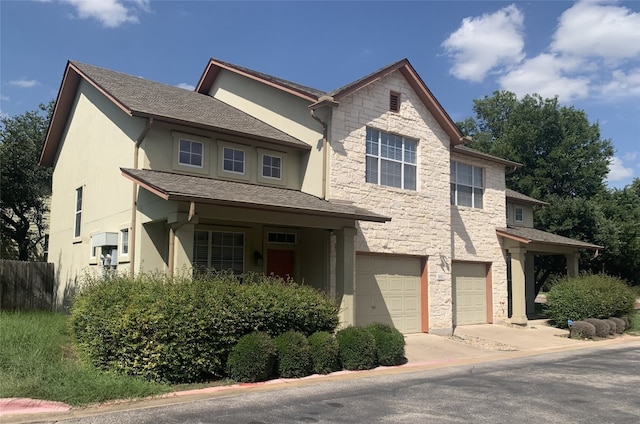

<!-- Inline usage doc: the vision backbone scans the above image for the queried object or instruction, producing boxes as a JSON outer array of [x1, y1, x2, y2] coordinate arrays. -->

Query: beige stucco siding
[[450, 152, 508, 322], [507, 202, 534, 227], [208, 70, 325, 197], [328, 71, 453, 332], [47, 80, 145, 305]]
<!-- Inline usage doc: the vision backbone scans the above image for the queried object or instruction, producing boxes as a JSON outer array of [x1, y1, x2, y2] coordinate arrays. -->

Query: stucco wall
[[47, 80, 145, 306], [450, 152, 508, 322], [328, 71, 454, 331]]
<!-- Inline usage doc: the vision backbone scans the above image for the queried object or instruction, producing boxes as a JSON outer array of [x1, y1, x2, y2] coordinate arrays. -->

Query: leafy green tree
[[0, 101, 54, 260]]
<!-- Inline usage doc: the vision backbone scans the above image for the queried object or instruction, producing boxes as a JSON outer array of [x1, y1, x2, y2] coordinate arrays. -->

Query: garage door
[[355, 255, 422, 333], [452, 262, 487, 325]]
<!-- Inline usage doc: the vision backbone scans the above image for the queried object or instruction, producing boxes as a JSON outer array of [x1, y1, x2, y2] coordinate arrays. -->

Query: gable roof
[[40, 61, 309, 167], [505, 189, 548, 206], [196, 58, 467, 145], [121, 168, 390, 223]]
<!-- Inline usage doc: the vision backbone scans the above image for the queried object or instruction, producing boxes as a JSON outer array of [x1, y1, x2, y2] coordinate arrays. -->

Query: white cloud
[[176, 83, 195, 91], [607, 155, 635, 182], [9, 79, 40, 88], [551, 0, 640, 63], [0, 94, 9, 101], [597, 67, 640, 98], [56, 0, 150, 28], [442, 4, 525, 82], [498, 54, 590, 101]]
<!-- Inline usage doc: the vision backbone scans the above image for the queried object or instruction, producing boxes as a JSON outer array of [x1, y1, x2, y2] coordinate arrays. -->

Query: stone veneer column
[[510, 247, 528, 325], [336, 227, 356, 328]]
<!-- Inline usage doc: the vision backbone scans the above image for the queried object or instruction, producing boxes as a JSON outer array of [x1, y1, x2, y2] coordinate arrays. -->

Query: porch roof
[[122, 168, 391, 223], [496, 226, 602, 250]]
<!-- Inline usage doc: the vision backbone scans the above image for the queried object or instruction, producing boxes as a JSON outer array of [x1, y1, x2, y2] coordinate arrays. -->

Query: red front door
[[266, 249, 295, 280]]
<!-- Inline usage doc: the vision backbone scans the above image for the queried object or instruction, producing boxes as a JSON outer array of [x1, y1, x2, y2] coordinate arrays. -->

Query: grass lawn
[[627, 310, 640, 335], [0, 311, 170, 406]]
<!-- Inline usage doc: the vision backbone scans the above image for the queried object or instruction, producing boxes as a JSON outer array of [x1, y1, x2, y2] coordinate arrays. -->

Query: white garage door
[[356, 255, 422, 334], [452, 262, 487, 326]]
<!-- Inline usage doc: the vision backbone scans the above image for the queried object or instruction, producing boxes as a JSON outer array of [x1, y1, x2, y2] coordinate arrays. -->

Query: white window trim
[[178, 138, 204, 168], [74, 186, 83, 240], [365, 128, 418, 191], [217, 141, 251, 181], [450, 161, 484, 209], [256, 148, 287, 186], [222, 146, 246, 175], [172, 132, 210, 175], [515, 207, 524, 223], [261, 153, 283, 180], [193, 229, 245, 274], [120, 228, 130, 260]]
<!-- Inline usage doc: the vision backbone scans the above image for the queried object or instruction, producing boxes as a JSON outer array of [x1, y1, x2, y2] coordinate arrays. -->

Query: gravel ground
[[445, 334, 519, 351]]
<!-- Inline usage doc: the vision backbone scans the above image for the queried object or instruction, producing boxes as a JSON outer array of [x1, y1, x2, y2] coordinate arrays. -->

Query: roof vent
[[389, 91, 400, 112]]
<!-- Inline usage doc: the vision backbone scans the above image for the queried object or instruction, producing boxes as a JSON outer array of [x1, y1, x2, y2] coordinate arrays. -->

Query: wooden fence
[[0, 260, 55, 311]]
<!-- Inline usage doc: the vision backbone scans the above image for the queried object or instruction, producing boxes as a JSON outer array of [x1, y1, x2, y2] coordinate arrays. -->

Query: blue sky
[[1, 0, 638, 188]]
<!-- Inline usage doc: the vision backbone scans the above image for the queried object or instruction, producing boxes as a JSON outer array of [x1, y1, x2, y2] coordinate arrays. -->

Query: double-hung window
[[223, 147, 245, 174], [120, 229, 129, 255], [74, 187, 83, 238], [193, 230, 245, 275], [365, 128, 417, 190], [450, 161, 484, 208], [178, 139, 203, 167]]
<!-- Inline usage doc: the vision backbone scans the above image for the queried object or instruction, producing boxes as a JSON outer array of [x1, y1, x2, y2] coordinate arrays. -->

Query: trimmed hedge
[[308, 331, 340, 375], [336, 327, 377, 370], [274, 331, 312, 378], [609, 317, 626, 333], [70, 272, 339, 383], [226, 332, 276, 382], [545, 274, 636, 328], [570, 321, 596, 339], [604, 319, 618, 335], [585, 318, 610, 338], [366, 323, 406, 366]]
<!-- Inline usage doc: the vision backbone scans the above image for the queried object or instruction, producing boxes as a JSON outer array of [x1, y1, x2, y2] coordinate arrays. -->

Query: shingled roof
[[41, 61, 308, 166], [496, 226, 601, 249], [505, 189, 548, 206], [452, 145, 522, 168], [121, 168, 391, 223]]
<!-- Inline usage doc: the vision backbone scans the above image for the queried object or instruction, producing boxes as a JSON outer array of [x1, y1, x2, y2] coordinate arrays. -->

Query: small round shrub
[[570, 321, 596, 339], [545, 274, 636, 328], [336, 326, 377, 370], [274, 331, 312, 378], [609, 317, 626, 334], [226, 332, 276, 383], [366, 323, 406, 366], [604, 319, 618, 335], [584, 318, 610, 338], [308, 331, 340, 374]]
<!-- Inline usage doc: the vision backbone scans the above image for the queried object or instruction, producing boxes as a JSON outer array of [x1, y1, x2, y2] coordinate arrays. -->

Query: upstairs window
[[74, 187, 83, 238], [450, 162, 484, 209], [365, 128, 417, 190], [179, 139, 203, 167], [223, 147, 245, 174], [515, 207, 523, 222], [262, 154, 282, 179], [120, 229, 129, 255], [389, 91, 400, 112]]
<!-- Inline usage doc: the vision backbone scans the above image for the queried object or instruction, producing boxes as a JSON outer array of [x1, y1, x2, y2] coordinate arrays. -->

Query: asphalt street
[[39, 341, 640, 424]]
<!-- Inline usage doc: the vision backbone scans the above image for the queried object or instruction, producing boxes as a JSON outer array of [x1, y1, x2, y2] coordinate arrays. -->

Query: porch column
[[510, 247, 528, 325], [566, 252, 579, 277], [525, 252, 536, 317], [171, 223, 195, 276], [336, 227, 356, 328]]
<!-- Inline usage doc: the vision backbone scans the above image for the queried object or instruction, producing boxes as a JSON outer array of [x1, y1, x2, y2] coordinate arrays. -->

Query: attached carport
[[497, 226, 601, 325]]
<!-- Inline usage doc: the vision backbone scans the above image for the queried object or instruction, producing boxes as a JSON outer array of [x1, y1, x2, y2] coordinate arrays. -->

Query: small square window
[[262, 155, 282, 179], [179, 139, 203, 167], [223, 147, 245, 174], [390, 91, 400, 112]]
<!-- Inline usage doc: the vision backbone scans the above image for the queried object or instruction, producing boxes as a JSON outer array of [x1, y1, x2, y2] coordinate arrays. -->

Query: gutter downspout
[[168, 201, 196, 278], [309, 95, 338, 200], [129, 118, 153, 278]]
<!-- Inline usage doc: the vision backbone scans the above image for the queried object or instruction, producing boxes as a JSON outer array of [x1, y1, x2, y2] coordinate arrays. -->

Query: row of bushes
[[544, 274, 636, 329], [569, 317, 628, 339], [226, 324, 406, 383], [70, 272, 339, 383]]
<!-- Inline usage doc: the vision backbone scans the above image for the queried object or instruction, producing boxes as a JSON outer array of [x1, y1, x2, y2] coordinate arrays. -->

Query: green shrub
[[274, 331, 312, 378], [609, 317, 626, 333], [545, 274, 636, 328], [570, 321, 596, 339], [366, 323, 406, 366], [584, 318, 610, 338], [70, 272, 339, 383], [308, 331, 340, 375], [336, 327, 377, 371], [226, 332, 276, 383]]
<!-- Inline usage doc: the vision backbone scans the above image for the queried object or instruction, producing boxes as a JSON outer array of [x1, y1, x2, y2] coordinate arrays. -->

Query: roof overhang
[[452, 145, 522, 169], [122, 168, 391, 223], [496, 226, 602, 251]]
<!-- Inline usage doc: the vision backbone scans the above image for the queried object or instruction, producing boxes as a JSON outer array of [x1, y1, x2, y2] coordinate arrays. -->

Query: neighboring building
[[40, 58, 598, 332]]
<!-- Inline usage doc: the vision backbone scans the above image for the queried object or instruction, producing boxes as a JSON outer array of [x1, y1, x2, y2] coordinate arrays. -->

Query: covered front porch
[[497, 226, 601, 325], [122, 168, 390, 328]]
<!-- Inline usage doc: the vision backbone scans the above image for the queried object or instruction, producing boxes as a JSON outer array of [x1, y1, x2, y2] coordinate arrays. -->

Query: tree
[[457, 91, 640, 288], [0, 101, 54, 261]]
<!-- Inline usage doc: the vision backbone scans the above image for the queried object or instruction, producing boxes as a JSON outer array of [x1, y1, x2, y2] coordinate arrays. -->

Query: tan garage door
[[356, 255, 422, 334], [452, 262, 487, 325]]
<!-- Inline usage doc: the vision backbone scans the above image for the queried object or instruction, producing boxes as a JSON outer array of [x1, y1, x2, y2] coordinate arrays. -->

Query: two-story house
[[40, 58, 598, 333]]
